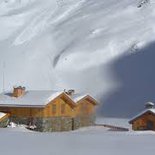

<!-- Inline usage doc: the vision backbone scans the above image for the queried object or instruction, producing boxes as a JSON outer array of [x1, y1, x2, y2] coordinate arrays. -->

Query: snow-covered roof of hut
[[129, 108, 155, 123], [0, 112, 7, 120], [0, 90, 63, 107]]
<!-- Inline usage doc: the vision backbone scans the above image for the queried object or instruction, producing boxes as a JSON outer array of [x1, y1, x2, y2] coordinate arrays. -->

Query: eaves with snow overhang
[[0, 112, 9, 121], [0, 90, 76, 108], [129, 108, 155, 124], [71, 94, 98, 105]]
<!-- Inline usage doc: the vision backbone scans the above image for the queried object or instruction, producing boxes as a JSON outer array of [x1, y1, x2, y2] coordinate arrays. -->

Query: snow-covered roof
[[0, 90, 63, 107], [71, 93, 88, 103], [0, 112, 7, 120], [129, 108, 155, 123], [70, 93, 98, 105], [0, 90, 97, 107]]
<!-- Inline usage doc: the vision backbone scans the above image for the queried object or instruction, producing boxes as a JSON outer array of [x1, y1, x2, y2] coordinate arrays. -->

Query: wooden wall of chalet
[[0, 94, 75, 118], [0, 94, 96, 119], [43, 94, 74, 117], [75, 99, 96, 117], [0, 107, 43, 117], [132, 112, 155, 130]]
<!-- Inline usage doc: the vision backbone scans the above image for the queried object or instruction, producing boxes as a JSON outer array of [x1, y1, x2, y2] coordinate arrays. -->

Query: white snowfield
[[0, 118, 155, 155], [0, 1, 155, 154], [0, 0, 155, 96]]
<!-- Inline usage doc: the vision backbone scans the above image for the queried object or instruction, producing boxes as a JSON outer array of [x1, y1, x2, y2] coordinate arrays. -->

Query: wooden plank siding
[[75, 99, 96, 117], [43, 96, 74, 117], [0, 93, 75, 118], [0, 93, 97, 126], [132, 112, 155, 130], [0, 107, 43, 117]]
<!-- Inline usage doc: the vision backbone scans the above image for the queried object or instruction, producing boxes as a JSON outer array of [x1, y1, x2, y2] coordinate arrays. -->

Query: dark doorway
[[72, 118, 74, 130], [146, 120, 154, 130]]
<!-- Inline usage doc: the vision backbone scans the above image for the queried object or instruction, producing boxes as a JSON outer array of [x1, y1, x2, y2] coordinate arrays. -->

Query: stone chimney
[[145, 102, 154, 109], [12, 86, 26, 97], [65, 89, 75, 96]]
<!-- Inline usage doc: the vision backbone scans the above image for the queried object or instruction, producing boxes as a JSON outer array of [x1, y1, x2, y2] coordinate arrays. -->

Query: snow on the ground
[[96, 117, 131, 129], [0, 118, 155, 155]]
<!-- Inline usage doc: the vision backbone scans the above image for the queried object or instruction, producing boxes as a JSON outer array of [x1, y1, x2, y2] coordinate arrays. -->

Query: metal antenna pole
[[2, 62, 5, 92]]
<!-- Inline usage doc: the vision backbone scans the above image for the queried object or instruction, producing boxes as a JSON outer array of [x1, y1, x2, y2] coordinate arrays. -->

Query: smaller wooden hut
[[129, 102, 155, 131]]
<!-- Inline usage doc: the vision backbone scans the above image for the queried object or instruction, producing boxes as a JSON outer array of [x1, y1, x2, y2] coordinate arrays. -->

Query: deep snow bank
[[0, 123, 155, 155], [0, 0, 155, 117]]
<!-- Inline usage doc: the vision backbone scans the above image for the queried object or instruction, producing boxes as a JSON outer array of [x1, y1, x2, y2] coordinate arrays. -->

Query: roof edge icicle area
[[0, 90, 97, 108]]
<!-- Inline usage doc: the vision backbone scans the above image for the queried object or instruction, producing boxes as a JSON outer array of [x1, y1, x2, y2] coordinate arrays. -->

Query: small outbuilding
[[129, 102, 155, 131]]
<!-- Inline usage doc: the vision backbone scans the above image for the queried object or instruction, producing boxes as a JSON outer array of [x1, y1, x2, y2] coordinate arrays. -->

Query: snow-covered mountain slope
[[0, 0, 155, 117]]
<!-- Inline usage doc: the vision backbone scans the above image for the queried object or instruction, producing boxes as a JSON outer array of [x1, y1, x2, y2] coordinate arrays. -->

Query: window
[[61, 104, 66, 114], [52, 104, 56, 114]]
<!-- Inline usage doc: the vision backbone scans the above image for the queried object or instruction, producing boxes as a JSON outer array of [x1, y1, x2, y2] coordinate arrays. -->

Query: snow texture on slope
[[0, 0, 155, 117]]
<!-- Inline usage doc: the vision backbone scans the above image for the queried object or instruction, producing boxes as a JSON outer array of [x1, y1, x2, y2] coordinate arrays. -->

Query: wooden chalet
[[0, 86, 97, 132], [129, 102, 155, 131]]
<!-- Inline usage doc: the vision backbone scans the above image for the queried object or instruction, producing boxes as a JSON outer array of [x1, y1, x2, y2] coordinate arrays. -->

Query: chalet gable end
[[45, 92, 76, 109], [76, 95, 98, 105]]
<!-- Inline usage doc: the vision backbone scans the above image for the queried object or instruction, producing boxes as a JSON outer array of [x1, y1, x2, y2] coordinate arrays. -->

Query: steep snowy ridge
[[0, 0, 155, 117]]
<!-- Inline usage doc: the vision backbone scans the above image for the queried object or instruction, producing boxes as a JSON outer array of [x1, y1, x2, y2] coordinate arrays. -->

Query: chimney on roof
[[65, 89, 75, 96], [145, 102, 154, 109], [12, 86, 26, 97]]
